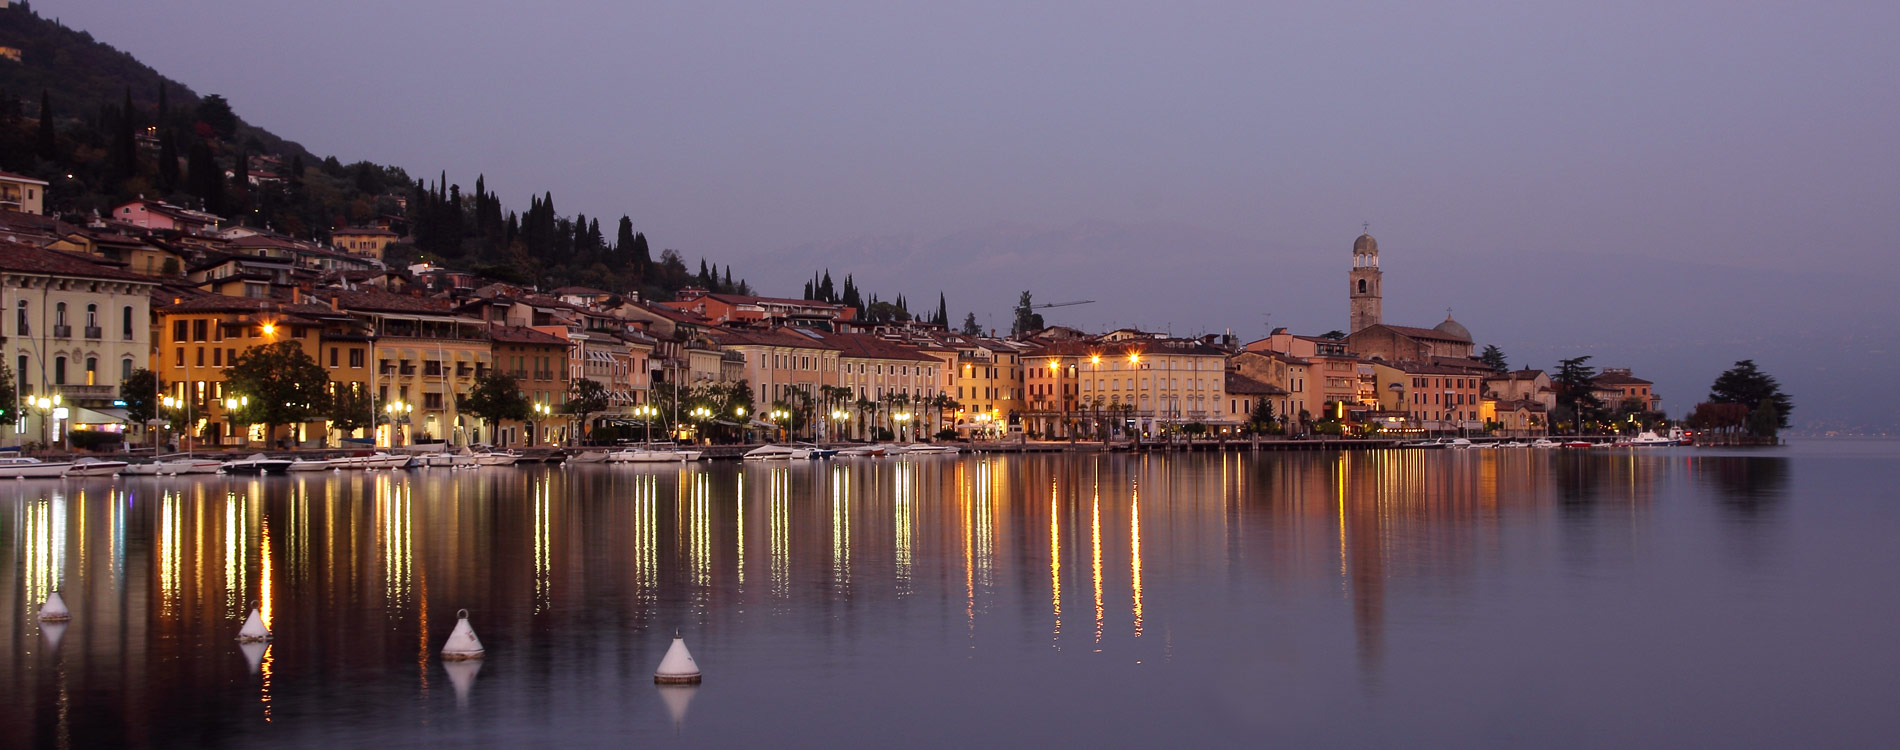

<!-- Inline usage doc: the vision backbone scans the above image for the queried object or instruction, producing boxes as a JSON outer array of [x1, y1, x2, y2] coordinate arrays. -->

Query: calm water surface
[[4, 442, 1898, 748]]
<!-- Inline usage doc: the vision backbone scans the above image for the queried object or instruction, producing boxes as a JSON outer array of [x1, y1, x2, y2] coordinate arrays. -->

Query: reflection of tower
[[1349, 231, 1382, 333]]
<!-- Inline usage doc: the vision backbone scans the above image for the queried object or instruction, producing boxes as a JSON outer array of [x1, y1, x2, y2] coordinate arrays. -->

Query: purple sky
[[41, 1, 1900, 431]]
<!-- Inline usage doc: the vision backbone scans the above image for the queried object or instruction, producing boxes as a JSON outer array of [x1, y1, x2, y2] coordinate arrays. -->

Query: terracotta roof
[[1358, 323, 1472, 343], [156, 293, 349, 319], [1385, 360, 1485, 376], [322, 288, 456, 315], [1225, 372, 1288, 396], [0, 240, 159, 283], [488, 325, 569, 346], [332, 226, 398, 237], [708, 326, 843, 351], [551, 285, 612, 295], [1592, 371, 1652, 386], [1490, 368, 1547, 381], [808, 331, 937, 361]]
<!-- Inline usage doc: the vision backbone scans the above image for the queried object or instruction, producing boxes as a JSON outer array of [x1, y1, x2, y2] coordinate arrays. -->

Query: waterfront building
[[1223, 371, 1290, 433], [1370, 360, 1487, 434], [153, 291, 360, 446], [1485, 368, 1556, 412], [1074, 336, 1231, 437], [488, 325, 571, 446], [1592, 368, 1662, 414], [1, 241, 158, 445], [320, 288, 492, 448], [709, 326, 841, 420], [811, 330, 941, 440]]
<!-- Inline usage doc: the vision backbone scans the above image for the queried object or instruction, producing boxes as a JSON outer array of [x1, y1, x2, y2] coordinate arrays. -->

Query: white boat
[[1531, 439, 1559, 448], [835, 445, 887, 457], [742, 444, 798, 461], [873, 443, 912, 455], [1496, 441, 1530, 448], [286, 457, 336, 472], [65, 457, 129, 477], [122, 454, 225, 475], [421, 451, 477, 468], [1627, 430, 1677, 447], [904, 444, 960, 455], [473, 450, 523, 466], [334, 452, 414, 470], [564, 450, 609, 464], [1448, 438, 1475, 449], [223, 453, 294, 474], [610, 447, 698, 463], [0, 457, 75, 479]]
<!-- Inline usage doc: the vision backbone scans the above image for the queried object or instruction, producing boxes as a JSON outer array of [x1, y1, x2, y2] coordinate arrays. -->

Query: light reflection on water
[[1, 445, 1897, 747]]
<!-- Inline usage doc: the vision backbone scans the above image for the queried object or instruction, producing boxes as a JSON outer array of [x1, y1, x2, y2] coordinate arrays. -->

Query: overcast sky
[[42, 1, 1900, 430]]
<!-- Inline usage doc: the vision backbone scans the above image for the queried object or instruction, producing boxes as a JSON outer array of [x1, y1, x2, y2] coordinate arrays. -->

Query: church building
[[1341, 230, 1482, 365]]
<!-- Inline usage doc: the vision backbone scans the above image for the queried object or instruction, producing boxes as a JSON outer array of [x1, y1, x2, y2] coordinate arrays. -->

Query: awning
[[73, 406, 130, 424]]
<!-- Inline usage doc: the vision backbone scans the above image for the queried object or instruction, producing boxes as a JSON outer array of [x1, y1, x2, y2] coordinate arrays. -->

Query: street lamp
[[895, 411, 912, 442], [32, 394, 61, 448], [384, 399, 412, 447]]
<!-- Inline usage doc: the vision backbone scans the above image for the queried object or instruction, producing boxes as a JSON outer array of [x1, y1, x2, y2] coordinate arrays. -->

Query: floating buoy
[[239, 640, 268, 673], [441, 609, 484, 660], [237, 602, 271, 642], [442, 659, 482, 707], [38, 591, 70, 622], [653, 631, 701, 684]]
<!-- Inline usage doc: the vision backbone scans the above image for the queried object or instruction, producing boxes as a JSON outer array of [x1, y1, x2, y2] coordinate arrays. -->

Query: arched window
[[122, 306, 134, 340], [15, 300, 25, 335], [86, 303, 97, 328], [53, 356, 66, 385], [85, 357, 97, 385], [55, 302, 66, 326], [1357, 279, 1368, 294], [121, 357, 133, 381]]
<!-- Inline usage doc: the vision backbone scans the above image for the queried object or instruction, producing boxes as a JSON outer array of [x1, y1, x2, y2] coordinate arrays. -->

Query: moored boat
[[286, 457, 335, 472], [564, 450, 609, 464], [473, 450, 523, 466], [0, 456, 75, 479], [222, 453, 293, 474], [742, 444, 797, 461], [65, 457, 129, 477]]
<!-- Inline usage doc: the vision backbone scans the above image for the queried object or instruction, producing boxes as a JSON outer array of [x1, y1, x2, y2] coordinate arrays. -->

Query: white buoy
[[653, 631, 701, 684], [237, 603, 271, 642], [239, 640, 268, 673], [38, 591, 71, 622], [442, 658, 483, 707], [41, 620, 67, 653], [441, 609, 484, 660]]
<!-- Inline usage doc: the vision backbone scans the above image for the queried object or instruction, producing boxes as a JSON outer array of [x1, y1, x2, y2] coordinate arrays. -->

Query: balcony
[[84, 325, 102, 339], [52, 324, 71, 339]]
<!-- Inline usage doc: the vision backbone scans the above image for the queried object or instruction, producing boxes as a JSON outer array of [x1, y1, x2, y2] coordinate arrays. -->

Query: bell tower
[[1349, 228, 1382, 333]]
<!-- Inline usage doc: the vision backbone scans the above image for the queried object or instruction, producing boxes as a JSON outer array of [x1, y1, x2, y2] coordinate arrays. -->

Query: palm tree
[[854, 396, 878, 441], [929, 393, 960, 440]]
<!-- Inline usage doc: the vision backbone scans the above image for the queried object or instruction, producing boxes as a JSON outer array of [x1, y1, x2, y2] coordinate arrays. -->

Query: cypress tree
[[615, 216, 635, 257], [629, 232, 651, 279], [936, 293, 948, 326], [186, 140, 224, 215], [111, 88, 138, 183], [819, 270, 835, 302], [722, 265, 733, 292], [35, 90, 55, 162], [157, 127, 179, 189]]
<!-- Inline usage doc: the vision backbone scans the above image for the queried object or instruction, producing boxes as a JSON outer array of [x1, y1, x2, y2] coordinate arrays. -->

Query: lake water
[[3, 442, 1898, 748]]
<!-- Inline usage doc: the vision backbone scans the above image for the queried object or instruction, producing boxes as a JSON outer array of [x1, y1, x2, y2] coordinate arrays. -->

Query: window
[[122, 358, 133, 381], [192, 319, 207, 342], [15, 301, 25, 335], [173, 320, 187, 342], [122, 306, 134, 340], [85, 357, 96, 385], [213, 348, 222, 367], [53, 356, 65, 385], [16, 354, 26, 388], [85, 304, 97, 328], [196, 347, 204, 367], [330, 348, 339, 367], [350, 349, 364, 368], [54, 302, 66, 326]]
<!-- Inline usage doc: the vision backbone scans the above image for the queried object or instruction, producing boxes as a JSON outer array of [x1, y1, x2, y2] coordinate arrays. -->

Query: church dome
[[1433, 314, 1471, 341], [1353, 233, 1378, 254]]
